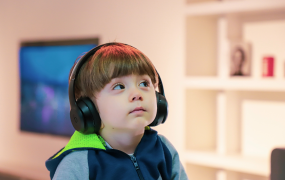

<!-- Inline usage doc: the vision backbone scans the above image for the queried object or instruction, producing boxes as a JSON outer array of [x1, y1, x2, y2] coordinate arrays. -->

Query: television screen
[[19, 39, 98, 137]]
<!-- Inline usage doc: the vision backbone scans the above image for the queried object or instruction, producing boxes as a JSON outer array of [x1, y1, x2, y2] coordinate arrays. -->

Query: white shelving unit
[[184, 0, 285, 179]]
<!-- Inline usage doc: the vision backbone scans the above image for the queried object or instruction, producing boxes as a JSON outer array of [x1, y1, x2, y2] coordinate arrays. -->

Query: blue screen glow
[[20, 44, 96, 136]]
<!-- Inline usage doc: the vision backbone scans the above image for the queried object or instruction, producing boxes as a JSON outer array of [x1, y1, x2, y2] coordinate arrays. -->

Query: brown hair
[[69, 42, 158, 101]]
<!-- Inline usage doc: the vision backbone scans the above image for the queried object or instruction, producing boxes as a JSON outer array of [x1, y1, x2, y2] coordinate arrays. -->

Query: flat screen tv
[[20, 38, 99, 137]]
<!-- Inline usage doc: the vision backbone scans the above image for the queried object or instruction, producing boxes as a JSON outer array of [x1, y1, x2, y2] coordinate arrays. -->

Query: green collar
[[52, 126, 151, 159], [52, 131, 106, 159]]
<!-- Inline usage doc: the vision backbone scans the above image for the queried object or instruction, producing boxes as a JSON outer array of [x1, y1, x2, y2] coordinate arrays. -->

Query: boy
[[45, 42, 188, 180]]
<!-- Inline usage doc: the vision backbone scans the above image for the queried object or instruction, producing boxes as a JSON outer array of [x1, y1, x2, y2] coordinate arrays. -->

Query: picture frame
[[229, 41, 251, 77], [20, 38, 99, 137]]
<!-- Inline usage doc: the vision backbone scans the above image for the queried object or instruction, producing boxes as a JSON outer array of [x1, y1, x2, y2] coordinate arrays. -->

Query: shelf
[[185, 89, 218, 152], [185, 163, 219, 180], [184, 150, 269, 177], [185, 0, 285, 16], [184, 77, 285, 91]]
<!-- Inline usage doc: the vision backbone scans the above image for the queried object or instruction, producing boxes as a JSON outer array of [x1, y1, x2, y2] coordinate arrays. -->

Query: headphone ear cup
[[70, 97, 101, 134], [149, 91, 168, 126], [70, 106, 85, 133]]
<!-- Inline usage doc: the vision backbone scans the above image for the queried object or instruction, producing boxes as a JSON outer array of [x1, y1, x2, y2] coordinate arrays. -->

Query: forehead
[[106, 61, 151, 79]]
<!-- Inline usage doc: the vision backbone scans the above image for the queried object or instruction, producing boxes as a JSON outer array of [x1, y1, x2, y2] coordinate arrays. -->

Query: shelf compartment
[[243, 18, 285, 80], [226, 90, 285, 157], [186, 15, 218, 76], [185, 150, 269, 177], [241, 99, 285, 158], [185, 89, 218, 151]]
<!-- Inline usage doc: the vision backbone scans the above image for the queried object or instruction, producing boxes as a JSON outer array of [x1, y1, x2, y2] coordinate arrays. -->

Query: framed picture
[[229, 41, 251, 76]]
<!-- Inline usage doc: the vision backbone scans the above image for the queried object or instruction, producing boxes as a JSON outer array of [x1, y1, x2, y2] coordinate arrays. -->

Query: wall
[[0, 0, 185, 178]]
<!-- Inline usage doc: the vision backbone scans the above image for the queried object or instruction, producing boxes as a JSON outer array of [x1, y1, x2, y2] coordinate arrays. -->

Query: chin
[[131, 118, 150, 128]]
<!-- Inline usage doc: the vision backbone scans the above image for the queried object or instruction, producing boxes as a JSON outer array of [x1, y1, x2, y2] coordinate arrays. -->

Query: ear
[[90, 96, 100, 114], [100, 122, 105, 129]]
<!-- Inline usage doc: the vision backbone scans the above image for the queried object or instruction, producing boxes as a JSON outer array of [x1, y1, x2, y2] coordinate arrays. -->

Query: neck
[[99, 127, 145, 154]]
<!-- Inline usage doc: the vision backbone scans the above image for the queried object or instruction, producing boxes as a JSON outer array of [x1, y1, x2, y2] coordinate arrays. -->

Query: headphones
[[69, 42, 168, 134]]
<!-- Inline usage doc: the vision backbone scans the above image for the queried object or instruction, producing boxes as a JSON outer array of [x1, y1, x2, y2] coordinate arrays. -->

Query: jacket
[[45, 128, 188, 180]]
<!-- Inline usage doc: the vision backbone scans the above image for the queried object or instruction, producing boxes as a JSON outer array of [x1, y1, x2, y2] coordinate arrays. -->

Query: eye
[[113, 83, 125, 90], [139, 81, 150, 87]]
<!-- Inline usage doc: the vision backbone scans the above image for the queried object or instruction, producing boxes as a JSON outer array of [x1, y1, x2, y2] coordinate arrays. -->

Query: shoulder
[[157, 134, 171, 144], [158, 134, 177, 156], [59, 150, 88, 165], [158, 134, 189, 180], [53, 150, 89, 180]]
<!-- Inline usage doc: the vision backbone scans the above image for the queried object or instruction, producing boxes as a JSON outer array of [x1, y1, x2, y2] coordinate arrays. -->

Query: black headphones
[[69, 42, 168, 134]]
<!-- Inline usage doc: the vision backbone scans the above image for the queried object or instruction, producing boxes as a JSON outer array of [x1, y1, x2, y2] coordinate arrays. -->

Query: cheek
[[97, 97, 124, 122], [96, 98, 110, 120], [150, 93, 158, 117]]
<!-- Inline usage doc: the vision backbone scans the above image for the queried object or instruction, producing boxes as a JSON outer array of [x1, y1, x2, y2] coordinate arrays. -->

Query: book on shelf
[[262, 56, 274, 77]]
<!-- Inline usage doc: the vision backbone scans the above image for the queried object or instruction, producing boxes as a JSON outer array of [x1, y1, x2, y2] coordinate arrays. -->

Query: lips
[[130, 107, 145, 113]]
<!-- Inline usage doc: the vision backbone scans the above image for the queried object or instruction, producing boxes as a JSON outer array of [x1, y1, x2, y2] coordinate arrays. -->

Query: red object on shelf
[[262, 56, 274, 77]]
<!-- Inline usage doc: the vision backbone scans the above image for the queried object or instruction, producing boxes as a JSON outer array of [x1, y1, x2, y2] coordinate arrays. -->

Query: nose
[[129, 88, 143, 102]]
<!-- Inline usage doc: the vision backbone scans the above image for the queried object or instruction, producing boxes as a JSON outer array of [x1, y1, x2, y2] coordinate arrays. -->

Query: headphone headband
[[69, 43, 106, 108]]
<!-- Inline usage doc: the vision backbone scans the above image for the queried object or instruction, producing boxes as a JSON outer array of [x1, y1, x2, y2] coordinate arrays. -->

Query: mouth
[[130, 107, 146, 114]]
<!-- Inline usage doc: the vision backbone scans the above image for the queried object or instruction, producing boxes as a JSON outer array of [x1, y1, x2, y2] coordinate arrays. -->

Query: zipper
[[130, 155, 145, 180], [101, 132, 148, 179]]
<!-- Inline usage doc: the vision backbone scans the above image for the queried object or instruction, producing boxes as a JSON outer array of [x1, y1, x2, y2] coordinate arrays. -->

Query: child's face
[[95, 74, 157, 132]]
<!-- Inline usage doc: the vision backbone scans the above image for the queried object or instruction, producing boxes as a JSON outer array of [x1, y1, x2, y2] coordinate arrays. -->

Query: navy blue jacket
[[45, 129, 188, 180]]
